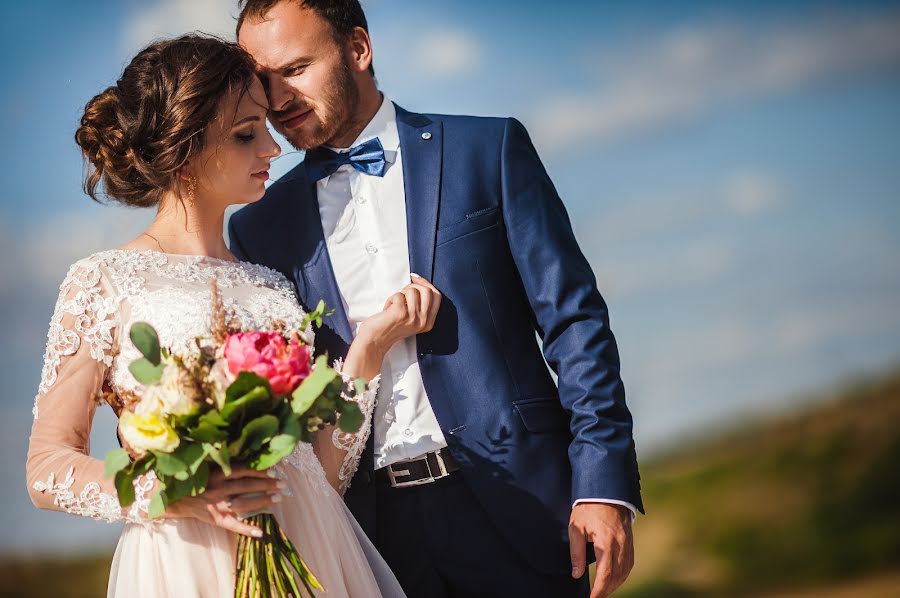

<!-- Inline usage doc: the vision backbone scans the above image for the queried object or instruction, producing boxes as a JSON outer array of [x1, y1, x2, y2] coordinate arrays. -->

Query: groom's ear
[[346, 26, 374, 76]]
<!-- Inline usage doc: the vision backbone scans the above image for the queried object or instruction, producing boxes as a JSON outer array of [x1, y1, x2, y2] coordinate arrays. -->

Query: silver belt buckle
[[387, 451, 448, 488]]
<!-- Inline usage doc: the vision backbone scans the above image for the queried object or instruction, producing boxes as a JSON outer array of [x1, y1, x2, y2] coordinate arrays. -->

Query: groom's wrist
[[573, 499, 637, 522]]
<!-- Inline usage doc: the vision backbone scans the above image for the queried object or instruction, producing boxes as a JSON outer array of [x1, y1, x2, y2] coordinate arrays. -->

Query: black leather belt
[[374, 449, 460, 488]]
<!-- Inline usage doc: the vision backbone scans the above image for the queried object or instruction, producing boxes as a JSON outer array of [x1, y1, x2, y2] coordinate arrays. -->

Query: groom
[[230, 1, 644, 596]]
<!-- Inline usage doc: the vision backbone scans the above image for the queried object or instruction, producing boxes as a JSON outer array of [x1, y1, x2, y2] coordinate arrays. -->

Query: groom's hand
[[569, 503, 634, 597]]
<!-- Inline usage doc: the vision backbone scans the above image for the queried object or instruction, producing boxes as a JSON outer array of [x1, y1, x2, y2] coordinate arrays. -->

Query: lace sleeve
[[26, 257, 153, 523], [312, 359, 379, 495]]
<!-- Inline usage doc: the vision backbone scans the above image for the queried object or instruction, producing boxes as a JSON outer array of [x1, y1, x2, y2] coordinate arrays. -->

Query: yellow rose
[[119, 410, 180, 453]]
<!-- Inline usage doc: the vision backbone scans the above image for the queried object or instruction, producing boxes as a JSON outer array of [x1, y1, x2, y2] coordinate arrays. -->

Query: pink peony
[[223, 331, 311, 395]]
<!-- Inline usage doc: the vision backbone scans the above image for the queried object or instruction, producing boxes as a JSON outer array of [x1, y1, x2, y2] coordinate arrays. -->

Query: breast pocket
[[436, 207, 501, 246]]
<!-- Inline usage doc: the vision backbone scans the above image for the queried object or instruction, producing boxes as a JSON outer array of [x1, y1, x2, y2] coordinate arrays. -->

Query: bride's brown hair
[[75, 34, 257, 207]]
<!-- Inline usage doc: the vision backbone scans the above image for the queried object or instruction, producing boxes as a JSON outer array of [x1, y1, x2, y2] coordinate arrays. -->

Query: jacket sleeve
[[499, 118, 643, 511]]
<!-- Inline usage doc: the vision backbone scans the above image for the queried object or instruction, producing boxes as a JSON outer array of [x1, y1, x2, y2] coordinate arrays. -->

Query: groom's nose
[[266, 75, 295, 112]]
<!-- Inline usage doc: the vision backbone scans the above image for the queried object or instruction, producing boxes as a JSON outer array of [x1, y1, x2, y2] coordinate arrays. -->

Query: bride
[[26, 34, 437, 597]]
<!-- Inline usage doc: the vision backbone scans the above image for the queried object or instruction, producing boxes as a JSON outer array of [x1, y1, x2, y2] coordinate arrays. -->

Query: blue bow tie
[[304, 137, 387, 182]]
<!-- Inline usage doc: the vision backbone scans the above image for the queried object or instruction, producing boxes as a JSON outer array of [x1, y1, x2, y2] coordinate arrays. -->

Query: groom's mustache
[[270, 103, 313, 123]]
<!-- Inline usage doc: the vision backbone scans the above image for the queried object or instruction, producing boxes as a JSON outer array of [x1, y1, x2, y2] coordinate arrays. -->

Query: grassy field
[[618, 369, 900, 597], [4, 370, 899, 597]]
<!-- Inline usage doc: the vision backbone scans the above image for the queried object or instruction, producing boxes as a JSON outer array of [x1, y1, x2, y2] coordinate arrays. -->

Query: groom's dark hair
[[237, 0, 375, 76]]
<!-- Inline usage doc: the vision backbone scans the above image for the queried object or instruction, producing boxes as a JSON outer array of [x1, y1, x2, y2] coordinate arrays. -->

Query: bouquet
[[105, 284, 366, 597]]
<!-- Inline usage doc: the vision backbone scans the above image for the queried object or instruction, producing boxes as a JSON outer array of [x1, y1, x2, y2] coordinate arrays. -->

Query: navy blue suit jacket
[[228, 104, 643, 575]]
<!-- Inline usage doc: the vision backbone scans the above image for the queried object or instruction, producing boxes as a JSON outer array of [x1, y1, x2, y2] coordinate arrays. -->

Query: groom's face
[[239, 1, 359, 151]]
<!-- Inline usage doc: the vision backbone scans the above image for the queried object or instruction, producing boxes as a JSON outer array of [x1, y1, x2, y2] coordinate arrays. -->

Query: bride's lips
[[279, 109, 312, 130], [251, 168, 269, 181]]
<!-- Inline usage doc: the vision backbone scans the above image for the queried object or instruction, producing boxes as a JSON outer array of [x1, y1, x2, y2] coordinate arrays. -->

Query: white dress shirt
[[314, 96, 637, 520]]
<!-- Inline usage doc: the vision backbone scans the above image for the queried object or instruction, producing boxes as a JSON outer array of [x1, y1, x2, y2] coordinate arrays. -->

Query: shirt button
[[365, 242, 378, 254], [403, 429, 414, 438], [356, 195, 367, 204]]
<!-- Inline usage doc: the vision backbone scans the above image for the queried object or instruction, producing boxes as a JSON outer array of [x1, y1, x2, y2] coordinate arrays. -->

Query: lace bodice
[[27, 249, 374, 523]]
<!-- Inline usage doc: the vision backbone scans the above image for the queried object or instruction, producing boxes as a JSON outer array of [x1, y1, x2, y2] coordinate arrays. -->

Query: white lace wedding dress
[[26, 248, 405, 598]]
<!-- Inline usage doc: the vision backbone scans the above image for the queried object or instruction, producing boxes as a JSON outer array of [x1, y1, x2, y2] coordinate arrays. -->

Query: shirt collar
[[324, 94, 399, 164]]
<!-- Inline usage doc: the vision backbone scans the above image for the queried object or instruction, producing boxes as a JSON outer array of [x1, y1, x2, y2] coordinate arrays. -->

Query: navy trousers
[[373, 474, 589, 598]]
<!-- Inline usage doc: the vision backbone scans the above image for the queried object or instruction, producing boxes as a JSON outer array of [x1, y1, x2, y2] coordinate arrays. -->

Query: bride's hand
[[356, 274, 442, 354], [164, 466, 284, 537]]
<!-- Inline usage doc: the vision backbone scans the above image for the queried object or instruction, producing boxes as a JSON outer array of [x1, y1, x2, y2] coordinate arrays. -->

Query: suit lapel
[[396, 104, 442, 281], [289, 166, 355, 345]]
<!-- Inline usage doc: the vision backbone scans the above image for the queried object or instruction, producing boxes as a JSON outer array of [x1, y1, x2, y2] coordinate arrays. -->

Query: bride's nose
[[261, 134, 281, 159]]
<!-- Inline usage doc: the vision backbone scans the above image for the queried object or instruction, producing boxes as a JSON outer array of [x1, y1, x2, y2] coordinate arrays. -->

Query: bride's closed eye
[[234, 128, 256, 144]]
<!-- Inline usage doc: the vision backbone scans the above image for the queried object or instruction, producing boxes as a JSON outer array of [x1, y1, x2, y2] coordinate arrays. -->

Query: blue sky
[[1, 0, 899, 553]]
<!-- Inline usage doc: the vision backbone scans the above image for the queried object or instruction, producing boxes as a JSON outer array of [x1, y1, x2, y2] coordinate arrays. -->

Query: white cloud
[[722, 172, 781, 216], [412, 28, 483, 78], [123, 0, 241, 52], [533, 10, 900, 150]]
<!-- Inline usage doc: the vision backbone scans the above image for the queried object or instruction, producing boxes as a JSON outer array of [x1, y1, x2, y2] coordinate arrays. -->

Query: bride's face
[[189, 76, 281, 208]]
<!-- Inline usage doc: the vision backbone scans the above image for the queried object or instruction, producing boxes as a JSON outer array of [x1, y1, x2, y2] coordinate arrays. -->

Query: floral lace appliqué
[[331, 359, 380, 495]]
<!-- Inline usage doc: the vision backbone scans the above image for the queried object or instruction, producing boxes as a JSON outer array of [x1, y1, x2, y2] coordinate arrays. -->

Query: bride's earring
[[186, 176, 196, 207]]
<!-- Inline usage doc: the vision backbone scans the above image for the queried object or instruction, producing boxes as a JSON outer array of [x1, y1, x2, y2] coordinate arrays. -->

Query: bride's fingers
[[229, 491, 281, 516], [401, 286, 421, 321], [209, 505, 264, 538], [383, 292, 407, 313], [218, 477, 284, 498]]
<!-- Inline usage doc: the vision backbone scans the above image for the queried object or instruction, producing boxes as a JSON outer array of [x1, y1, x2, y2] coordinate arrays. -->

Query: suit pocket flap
[[436, 207, 500, 246], [513, 397, 570, 433]]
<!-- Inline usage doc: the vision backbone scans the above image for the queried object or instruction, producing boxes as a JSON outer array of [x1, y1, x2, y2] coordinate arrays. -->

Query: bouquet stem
[[235, 513, 324, 597]]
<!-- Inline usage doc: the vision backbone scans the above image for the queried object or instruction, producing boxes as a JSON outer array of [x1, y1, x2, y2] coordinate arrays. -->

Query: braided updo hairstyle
[[75, 34, 257, 206]]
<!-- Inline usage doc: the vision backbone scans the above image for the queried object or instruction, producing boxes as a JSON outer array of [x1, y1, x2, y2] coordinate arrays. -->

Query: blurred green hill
[[619, 368, 900, 597], [3, 369, 899, 597]]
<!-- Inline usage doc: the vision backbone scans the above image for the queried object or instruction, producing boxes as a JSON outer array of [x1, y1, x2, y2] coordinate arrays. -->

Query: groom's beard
[[272, 58, 361, 151]]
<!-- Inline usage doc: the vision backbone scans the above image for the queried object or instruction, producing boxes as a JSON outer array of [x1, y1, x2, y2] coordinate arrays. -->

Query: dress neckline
[[108, 247, 243, 265]]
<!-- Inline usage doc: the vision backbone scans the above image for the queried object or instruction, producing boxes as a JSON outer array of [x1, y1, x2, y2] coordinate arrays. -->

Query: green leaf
[[205, 442, 231, 476], [148, 489, 167, 519], [338, 401, 364, 433], [175, 442, 207, 475], [190, 421, 226, 443], [130, 322, 161, 366], [354, 378, 367, 397], [199, 410, 228, 428], [152, 451, 188, 476], [225, 372, 272, 404], [230, 415, 279, 457], [250, 433, 298, 470], [220, 385, 272, 422], [128, 357, 165, 385], [291, 356, 336, 415], [280, 412, 302, 440], [114, 469, 136, 507], [105, 448, 131, 479]]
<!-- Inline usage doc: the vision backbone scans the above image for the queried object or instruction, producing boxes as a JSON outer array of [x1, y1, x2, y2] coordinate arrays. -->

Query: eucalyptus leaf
[[114, 469, 136, 507], [128, 357, 165, 385], [130, 322, 161, 366], [148, 489, 167, 519], [105, 448, 131, 479], [338, 401, 363, 434]]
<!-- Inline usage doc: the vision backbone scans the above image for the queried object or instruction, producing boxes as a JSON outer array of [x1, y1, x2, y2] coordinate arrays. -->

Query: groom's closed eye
[[283, 63, 310, 77]]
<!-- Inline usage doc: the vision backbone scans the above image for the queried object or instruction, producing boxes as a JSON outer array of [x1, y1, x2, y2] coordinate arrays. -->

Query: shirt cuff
[[573, 498, 638, 522]]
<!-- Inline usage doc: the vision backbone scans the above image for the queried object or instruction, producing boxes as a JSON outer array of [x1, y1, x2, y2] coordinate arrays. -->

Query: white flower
[[208, 359, 235, 410], [119, 410, 179, 453], [135, 361, 197, 417]]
